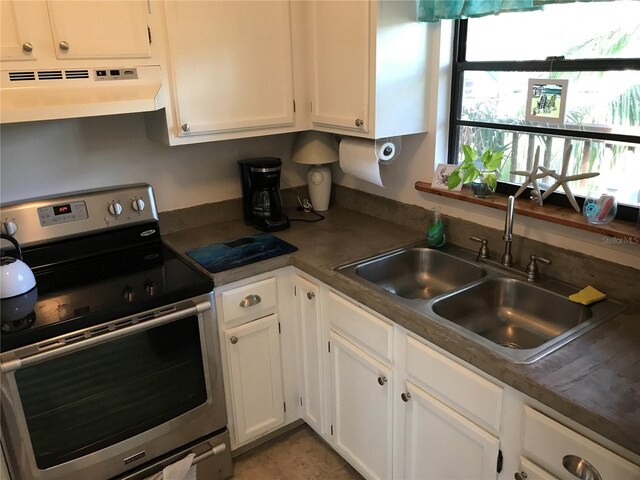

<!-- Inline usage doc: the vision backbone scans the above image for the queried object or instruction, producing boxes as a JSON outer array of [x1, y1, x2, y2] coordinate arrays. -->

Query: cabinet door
[[46, 1, 150, 59], [330, 331, 393, 480], [1, 1, 38, 61], [294, 276, 324, 435], [310, 0, 369, 133], [401, 381, 500, 480], [165, 0, 295, 136], [517, 457, 559, 480], [226, 314, 285, 445]]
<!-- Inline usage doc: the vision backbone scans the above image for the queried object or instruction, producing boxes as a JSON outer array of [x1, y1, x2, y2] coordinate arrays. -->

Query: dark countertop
[[163, 207, 640, 457]]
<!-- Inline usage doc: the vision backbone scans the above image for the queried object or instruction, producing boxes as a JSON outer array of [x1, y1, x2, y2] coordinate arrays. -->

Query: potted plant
[[447, 145, 505, 198]]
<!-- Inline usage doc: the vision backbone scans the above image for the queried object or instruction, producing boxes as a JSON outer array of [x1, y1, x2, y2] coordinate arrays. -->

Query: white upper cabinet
[[1, 1, 39, 62], [156, 0, 297, 142], [309, 0, 370, 133], [309, 0, 429, 138], [1, 1, 151, 65], [46, 1, 151, 60]]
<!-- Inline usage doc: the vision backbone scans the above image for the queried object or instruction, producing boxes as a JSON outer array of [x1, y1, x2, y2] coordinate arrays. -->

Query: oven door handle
[[1, 300, 211, 373]]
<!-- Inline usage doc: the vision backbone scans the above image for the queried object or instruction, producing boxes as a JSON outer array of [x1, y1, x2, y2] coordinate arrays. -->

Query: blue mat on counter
[[186, 233, 298, 273]]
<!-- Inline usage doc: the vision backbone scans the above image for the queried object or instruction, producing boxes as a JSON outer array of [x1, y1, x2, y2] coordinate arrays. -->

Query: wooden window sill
[[415, 181, 639, 241]]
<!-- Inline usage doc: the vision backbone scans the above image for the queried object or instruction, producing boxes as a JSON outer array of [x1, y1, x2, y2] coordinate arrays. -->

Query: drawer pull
[[377, 376, 387, 386], [239, 294, 261, 308], [562, 455, 602, 480]]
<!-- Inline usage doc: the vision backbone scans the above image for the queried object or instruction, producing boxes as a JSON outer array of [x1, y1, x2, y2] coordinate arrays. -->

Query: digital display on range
[[38, 201, 88, 227], [53, 204, 72, 216]]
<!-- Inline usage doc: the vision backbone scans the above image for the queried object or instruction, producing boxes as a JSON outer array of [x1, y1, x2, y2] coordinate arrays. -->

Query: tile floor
[[231, 425, 364, 480]]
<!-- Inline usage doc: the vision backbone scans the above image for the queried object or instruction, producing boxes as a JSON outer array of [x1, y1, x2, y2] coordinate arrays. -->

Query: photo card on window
[[525, 78, 569, 124]]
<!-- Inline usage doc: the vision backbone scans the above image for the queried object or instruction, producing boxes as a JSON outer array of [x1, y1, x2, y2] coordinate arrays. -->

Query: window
[[449, 1, 640, 221]]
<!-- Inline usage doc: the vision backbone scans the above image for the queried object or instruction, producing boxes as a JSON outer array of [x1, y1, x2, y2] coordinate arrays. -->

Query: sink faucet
[[501, 195, 515, 267]]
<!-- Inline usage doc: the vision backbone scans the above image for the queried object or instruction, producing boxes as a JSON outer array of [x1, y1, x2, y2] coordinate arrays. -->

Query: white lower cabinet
[[517, 457, 559, 480], [294, 275, 324, 436], [225, 313, 285, 445], [329, 330, 393, 480], [520, 407, 640, 480], [222, 269, 640, 480], [400, 381, 500, 480]]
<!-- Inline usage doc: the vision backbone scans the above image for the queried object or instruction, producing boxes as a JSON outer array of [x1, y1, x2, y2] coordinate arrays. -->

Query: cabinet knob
[[58, 41, 70, 52], [514, 472, 527, 480], [307, 291, 315, 300], [239, 294, 261, 308], [377, 376, 387, 386], [22, 42, 33, 53], [230, 336, 238, 344], [123, 287, 135, 302], [401, 392, 412, 402], [181, 123, 191, 132], [355, 118, 364, 127]]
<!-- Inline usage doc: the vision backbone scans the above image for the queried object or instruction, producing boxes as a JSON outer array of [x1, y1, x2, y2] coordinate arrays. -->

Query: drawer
[[522, 407, 640, 480], [221, 277, 277, 325], [406, 335, 503, 434], [325, 291, 393, 364]]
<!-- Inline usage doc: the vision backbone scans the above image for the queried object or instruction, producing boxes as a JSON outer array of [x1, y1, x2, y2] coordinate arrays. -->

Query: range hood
[[0, 65, 162, 124]]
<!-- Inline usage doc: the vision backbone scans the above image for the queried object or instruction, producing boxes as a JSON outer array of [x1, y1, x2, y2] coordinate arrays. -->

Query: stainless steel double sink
[[337, 243, 624, 363]]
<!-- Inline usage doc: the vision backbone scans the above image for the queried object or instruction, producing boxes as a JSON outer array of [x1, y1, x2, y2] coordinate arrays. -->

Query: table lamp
[[291, 131, 339, 211]]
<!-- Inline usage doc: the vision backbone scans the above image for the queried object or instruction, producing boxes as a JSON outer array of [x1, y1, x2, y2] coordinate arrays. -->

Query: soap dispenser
[[427, 207, 445, 248]]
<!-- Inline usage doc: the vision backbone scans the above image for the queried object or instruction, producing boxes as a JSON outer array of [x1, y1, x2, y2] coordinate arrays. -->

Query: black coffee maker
[[238, 157, 290, 232]]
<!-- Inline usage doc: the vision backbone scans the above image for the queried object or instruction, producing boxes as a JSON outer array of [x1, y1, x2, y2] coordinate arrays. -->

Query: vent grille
[[65, 69, 89, 79], [38, 70, 63, 80], [8, 71, 35, 81]]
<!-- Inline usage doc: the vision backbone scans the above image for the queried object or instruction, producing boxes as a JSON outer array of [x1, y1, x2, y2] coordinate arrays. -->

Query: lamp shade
[[291, 131, 338, 165]]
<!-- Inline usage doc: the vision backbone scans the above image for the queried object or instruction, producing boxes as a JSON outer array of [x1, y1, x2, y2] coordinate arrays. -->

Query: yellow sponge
[[569, 286, 607, 306]]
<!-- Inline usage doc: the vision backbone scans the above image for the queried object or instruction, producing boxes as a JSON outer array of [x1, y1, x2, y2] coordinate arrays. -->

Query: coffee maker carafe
[[238, 157, 290, 232]]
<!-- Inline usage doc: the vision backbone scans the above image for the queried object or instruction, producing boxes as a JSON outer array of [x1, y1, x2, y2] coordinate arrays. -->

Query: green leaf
[[462, 145, 476, 163], [447, 170, 461, 189], [485, 173, 498, 191], [463, 165, 479, 184], [484, 149, 504, 171]]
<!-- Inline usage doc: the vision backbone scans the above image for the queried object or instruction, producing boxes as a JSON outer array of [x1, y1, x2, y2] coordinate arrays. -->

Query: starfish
[[511, 146, 547, 206], [540, 144, 600, 212]]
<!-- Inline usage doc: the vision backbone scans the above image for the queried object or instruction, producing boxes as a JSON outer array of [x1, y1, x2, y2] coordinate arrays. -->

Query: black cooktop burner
[[1, 232, 213, 352]]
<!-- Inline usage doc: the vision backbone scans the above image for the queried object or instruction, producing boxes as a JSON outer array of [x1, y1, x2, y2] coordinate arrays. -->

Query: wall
[[0, 113, 308, 212], [333, 22, 640, 269]]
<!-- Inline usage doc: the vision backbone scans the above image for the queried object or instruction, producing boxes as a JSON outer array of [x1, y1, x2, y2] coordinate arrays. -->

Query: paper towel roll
[[339, 137, 401, 187]]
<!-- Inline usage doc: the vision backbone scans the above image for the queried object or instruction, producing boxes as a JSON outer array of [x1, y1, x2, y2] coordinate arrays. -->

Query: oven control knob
[[145, 282, 156, 296], [132, 198, 145, 212], [123, 287, 135, 302], [2, 221, 18, 236], [108, 202, 123, 217]]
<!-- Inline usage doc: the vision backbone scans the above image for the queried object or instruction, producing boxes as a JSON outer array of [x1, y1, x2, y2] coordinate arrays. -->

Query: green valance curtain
[[417, 0, 613, 22]]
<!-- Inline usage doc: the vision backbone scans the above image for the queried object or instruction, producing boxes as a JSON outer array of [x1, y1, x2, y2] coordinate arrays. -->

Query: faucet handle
[[470, 236, 489, 259], [526, 255, 551, 282]]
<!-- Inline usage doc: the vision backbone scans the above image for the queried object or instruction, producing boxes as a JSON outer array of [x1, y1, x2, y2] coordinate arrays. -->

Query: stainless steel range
[[0, 185, 232, 480]]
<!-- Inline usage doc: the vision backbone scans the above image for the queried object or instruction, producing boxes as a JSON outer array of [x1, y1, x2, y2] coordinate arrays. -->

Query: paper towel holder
[[291, 131, 339, 211]]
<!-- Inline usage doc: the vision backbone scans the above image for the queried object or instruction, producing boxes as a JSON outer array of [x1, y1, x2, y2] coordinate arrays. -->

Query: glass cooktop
[[1, 243, 213, 351]]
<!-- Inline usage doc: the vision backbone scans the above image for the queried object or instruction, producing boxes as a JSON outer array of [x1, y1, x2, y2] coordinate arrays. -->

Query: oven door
[[0, 293, 227, 480]]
